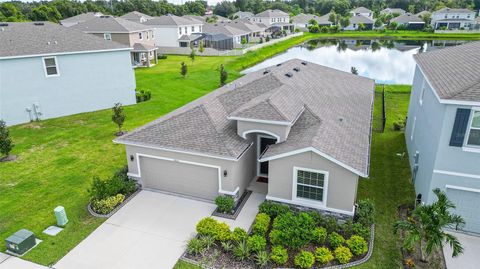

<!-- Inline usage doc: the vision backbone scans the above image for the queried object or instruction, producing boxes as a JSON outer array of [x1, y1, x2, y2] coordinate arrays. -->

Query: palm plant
[[394, 188, 464, 262]]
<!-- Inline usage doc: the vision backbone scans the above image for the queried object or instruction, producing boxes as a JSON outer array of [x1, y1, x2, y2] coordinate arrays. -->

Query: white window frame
[[43, 56, 59, 77], [411, 116, 416, 140], [464, 107, 480, 148], [103, 33, 112, 40], [292, 166, 329, 207]]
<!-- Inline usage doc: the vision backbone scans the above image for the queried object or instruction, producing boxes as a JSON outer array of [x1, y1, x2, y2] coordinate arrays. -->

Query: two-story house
[[71, 16, 157, 67], [0, 22, 136, 126], [143, 14, 204, 48], [349, 7, 373, 19], [250, 9, 290, 26], [405, 41, 480, 234], [380, 8, 406, 16], [431, 8, 476, 30], [292, 13, 332, 31]]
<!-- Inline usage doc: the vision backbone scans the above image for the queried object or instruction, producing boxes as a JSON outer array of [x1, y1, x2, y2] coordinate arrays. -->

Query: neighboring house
[[416, 10, 431, 18], [121, 11, 153, 23], [431, 8, 476, 30], [391, 13, 425, 30], [380, 8, 406, 16], [349, 7, 373, 19], [114, 59, 374, 216], [0, 22, 136, 126], [202, 23, 250, 48], [232, 11, 254, 19], [292, 13, 332, 30], [203, 14, 231, 23], [405, 41, 480, 234], [143, 14, 203, 48], [222, 19, 266, 42], [60, 12, 103, 27], [250, 9, 290, 26], [344, 15, 374, 30], [71, 16, 158, 67]]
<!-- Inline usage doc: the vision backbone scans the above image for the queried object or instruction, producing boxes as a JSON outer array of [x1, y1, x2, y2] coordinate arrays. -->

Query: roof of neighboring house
[[414, 41, 480, 102], [292, 13, 332, 25], [416, 10, 431, 17], [115, 59, 374, 176], [60, 12, 103, 26], [132, 43, 157, 52], [433, 8, 475, 14], [71, 16, 153, 33], [203, 23, 249, 37], [349, 15, 375, 24], [391, 13, 425, 24], [381, 8, 406, 14], [0, 22, 129, 59], [254, 9, 289, 18], [351, 7, 372, 14], [144, 14, 201, 26], [223, 18, 265, 32], [183, 15, 205, 23], [203, 14, 231, 22], [233, 11, 254, 19], [178, 33, 203, 41], [120, 11, 153, 22]]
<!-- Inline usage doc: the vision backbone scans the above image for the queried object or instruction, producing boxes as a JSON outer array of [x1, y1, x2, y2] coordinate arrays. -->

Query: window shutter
[[449, 108, 471, 147]]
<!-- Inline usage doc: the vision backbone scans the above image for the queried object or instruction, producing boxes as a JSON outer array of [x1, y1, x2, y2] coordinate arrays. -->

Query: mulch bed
[[87, 187, 141, 218], [212, 191, 252, 220], [0, 155, 17, 162], [398, 204, 447, 269]]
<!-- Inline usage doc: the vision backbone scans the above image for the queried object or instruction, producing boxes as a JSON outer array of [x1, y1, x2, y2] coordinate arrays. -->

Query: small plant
[[254, 250, 270, 267], [219, 64, 228, 86], [334, 246, 353, 264], [355, 199, 375, 227], [232, 227, 248, 242], [89, 169, 137, 201], [111, 103, 125, 136], [157, 54, 167, 60], [91, 194, 125, 214], [186, 237, 206, 255], [196, 217, 219, 237], [312, 227, 327, 244], [214, 222, 232, 242], [247, 235, 266, 252], [294, 251, 315, 269], [353, 222, 371, 240], [342, 219, 354, 238], [135, 90, 152, 103], [270, 245, 288, 265], [233, 239, 250, 261], [393, 121, 406, 131], [180, 62, 188, 78], [325, 216, 339, 233], [198, 41, 204, 53], [252, 213, 270, 236], [215, 195, 234, 213], [189, 47, 196, 63], [271, 212, 315, 249], [405, 258, 415, 268], [307, 210, 325, 226], [315, 247, 334, 265], [346, 235, 368, 255], [266, 35, 270, 42], [329, 232, 345, 248], [199, 234, 216, 250], [0, 120, 14, 160], [259, 201, 290, 218], [221, 241, 234, 252]]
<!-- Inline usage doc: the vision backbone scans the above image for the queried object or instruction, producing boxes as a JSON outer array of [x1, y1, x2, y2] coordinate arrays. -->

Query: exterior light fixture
[[130, 155, 134, 161], [223, 170, 228, 177]]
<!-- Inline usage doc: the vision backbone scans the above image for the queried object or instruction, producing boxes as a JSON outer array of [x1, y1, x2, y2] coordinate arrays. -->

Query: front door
[[258, 136, 277, 176]]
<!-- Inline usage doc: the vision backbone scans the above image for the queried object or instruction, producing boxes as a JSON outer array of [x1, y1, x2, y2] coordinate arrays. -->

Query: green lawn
[[174, 85, 415, 269]]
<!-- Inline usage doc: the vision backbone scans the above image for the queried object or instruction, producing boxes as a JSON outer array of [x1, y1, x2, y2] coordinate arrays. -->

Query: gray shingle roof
[[351, 7, 372, 14], [292, 13, 332, 25], [254, 9, 289, 18], [60, 12, 103, 26], [391, 13, 425, 24], [132, 43, 156, 52], [414, 41, 480, 102], [0, 22, 129, 58], [71, 16, 152, 33], [433, 8, 475, 14], [116, 59, 374, 176], [233, 11, 254, 19], [222, 18, 264, 33], [349, 15, 374, 24], [381, 8, 406, 14], [120, 11, 153, 22], [203, 23, 249, 37], [144, 14, 201, 26]]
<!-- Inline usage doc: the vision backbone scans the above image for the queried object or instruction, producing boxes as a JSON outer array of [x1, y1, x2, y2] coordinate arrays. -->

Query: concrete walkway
[[213, 192, 266, 231], [444, 231, 480, 269], [0, 253, 47, 269]]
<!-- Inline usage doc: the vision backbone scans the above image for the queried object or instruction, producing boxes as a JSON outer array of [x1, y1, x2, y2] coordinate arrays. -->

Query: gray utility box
[[5, 229, 36, 255]]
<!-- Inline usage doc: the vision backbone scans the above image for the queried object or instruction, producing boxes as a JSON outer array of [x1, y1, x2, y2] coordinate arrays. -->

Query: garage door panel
[[140, 157, 218, 200], [447, 188, 480, 234]]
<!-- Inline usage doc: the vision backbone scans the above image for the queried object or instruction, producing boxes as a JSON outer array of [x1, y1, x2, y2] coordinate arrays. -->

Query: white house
[[431, 8, 476, 30], [250, 9, 290, 26], [0, 22, 136, 126], [143, 14, 203, 47], [349, 7, 373, 19], [380, 8, 406, 16], [343, 15, 375, 30]]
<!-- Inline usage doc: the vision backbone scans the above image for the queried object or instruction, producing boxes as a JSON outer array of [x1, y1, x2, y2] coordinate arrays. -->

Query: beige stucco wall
[[237, 120, 291, 142], [267, 151, 359, 214], [91, 31, 155, 47]]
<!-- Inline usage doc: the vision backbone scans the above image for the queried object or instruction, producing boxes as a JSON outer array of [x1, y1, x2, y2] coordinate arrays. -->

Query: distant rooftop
[[71, 16, 153, 33], [144, 14, 202, 26], [254, 9, 289, 18]]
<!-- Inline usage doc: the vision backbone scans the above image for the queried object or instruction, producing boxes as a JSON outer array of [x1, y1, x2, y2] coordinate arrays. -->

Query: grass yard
[[174, 85, 415, 269]]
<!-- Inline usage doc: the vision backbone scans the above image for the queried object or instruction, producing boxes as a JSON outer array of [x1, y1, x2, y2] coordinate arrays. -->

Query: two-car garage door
[[446, 187, 480, 234], [139, 156, 219, 201]]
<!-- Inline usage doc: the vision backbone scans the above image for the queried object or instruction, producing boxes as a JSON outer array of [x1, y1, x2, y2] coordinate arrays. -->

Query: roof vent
[[100, 15, 111, 18], [263, 70, 270, 75], [301, 61, 307, 65], [34, 22, 44, 26], [54, 41, 58, 45], [0, 23, 8, 27], [293, 67, 300, 72], [285, 72, 293, 78], [276, 63, 282, 67]]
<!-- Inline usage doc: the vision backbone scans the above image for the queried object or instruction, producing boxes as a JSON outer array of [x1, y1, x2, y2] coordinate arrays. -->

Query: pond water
[[242, 39, 468, 85]]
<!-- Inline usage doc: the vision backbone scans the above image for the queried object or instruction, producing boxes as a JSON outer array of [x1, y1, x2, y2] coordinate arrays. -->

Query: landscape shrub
[[315, 247, 334, 265], [196, 217, 219, 237], [91, 194, 125, 214], [325, 217, 339, 233], [294, 251, 315, 269], [346, 235, 368, 255], [233, 239, 250, 261], [232, 227, 248, 242], [329, 232, 345, 248], [199, 235, 216, 250], [254, 250, 270, 267], [306, 210, 325, 226], [312, 227, 327, 245], [353, 223, 371, 240], [355, 199, 375, 226], [258, 201, 290, 218], [341, 219, 354, 238], [89, 166, 136, 201], [334, 246, 353, 264], [393, 121, 405, 131], [157, 54, 167, 60], [271, 212, 315, 249], [214, 222, 232, 242], [247, 235, 266, 252], [308, 25, 320, 33], [135, 90, 152, 103], [221, 241, 234, 252], [320, 26, 329, 33], [270, 245, 288, 265], [186, 237, 205, 255], [215, 195, 234, 213], [252, 213, 270, 236], [269, 229, 282, 245]]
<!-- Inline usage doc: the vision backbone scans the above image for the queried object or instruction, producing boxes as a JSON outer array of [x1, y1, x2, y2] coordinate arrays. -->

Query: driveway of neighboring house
[[54, 190, 216, 269], [444, 231, 480, 269]]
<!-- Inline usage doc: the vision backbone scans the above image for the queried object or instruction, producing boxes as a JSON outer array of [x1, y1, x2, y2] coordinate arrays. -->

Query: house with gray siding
[[431, 8, 476, 30], [405, 41, 480, 234], [115, 59, 374, 216], [0, 22, 136, 126]]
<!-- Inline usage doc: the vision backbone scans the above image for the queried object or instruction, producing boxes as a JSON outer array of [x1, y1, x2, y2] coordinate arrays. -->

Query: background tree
[[328, 11, 337, 25], [180, 61, 188, 78], [198, 40, 205, 53], [388, 21, 398, 30], [189, 47, 196, 63], [213, 1, 237, 17], [111, 103, 126, 136], [339, 16, 350, 29], [219, 64, 228, 86], [0, 120, 14, 160], [241, 36, 248, 45], [394, 188, 464, 262], [357, 23, 366, 31], [374, 19, 383, 28], [29, 5, 62, 23]]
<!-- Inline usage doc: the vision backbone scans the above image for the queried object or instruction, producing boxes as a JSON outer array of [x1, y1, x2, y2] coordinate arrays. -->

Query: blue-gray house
[[405, 41, 480, 234]]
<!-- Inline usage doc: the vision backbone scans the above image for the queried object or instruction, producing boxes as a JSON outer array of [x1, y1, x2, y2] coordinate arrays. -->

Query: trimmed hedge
[[252, 213, 270, 236]]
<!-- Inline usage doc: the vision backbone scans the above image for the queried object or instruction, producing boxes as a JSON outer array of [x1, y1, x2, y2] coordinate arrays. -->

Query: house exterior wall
[[431, 11, 476, 29], [151, 24, 202, 47], [92, 33, 130, 46], [267, 151, 359, 214], [0, 50, 136, 126], [91, 30, 155, 47], [236, 120, 291, 142], [250, 16, 289, 26]]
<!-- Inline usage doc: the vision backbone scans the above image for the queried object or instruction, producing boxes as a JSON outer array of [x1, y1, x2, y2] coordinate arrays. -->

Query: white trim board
[[0, 47, 133, 60], [227, 116, 291, 126], [434, 169, 480, 180], [242, 129, 280, 141], [265, 195, 354, 216], [446, 184, 480, 194]]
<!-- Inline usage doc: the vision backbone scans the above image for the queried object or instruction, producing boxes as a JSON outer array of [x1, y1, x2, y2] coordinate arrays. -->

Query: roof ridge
[[199, 104, 237, 158]]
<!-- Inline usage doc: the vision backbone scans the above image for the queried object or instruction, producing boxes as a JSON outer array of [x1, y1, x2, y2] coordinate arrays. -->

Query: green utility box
[[54, 206, 68, 226], [5, 229, 36, 256]]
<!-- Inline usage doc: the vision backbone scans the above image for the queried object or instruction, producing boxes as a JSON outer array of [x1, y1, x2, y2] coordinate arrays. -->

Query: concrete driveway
[[54, 190, 216, 269], [444, 231, 480, 269]]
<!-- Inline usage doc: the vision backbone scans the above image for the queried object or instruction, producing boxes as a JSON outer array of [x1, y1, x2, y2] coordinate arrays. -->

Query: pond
[[242, 39, 468, 85]]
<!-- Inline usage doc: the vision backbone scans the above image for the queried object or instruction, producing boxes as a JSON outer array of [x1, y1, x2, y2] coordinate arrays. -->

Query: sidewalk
[[212, 192, 266, 231], [0, 253, 47, 269]]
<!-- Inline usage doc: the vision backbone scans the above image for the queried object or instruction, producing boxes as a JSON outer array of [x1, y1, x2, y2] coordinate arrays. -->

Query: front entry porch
[[131, 43, 158, 68]]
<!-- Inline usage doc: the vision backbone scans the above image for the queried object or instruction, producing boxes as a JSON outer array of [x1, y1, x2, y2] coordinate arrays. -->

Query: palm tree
[[394, 188, 464, 262]]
